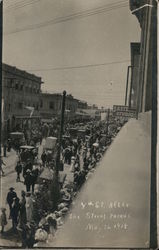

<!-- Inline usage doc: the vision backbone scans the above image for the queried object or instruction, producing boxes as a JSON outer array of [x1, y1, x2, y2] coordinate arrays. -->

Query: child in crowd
[[0, 208, 7, 234]]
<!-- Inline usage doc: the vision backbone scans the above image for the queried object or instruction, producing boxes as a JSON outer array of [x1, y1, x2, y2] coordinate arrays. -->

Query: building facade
[[39, 93, 78, 121], [129, 1, 157, 247], [129, 42, 140, 109], [76, 100, 88, 109], [129, 0, 157, 113], [2, 63, 43, 134]]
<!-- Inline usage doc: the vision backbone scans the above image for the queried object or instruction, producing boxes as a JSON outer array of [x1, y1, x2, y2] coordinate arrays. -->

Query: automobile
[[77, 129, 86, 139], [9, 132, 26, 149], [69, 128, 77, 139], [44, 137, 57, 151], [19, 145, 38, 163]]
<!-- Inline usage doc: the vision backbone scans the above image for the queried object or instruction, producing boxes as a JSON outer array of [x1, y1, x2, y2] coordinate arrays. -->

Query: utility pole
[[55, 90, 66, 177], [51, 90, 66, 210], [106, 108, 110, 137]]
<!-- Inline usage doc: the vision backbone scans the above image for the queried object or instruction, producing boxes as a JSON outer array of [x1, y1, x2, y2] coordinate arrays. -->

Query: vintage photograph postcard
[[0, 0, 157, 248]]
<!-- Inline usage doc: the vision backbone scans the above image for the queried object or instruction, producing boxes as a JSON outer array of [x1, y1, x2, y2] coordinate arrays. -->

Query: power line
[[4, 0, 40, 10], [5, 2, 128, 33], [5, 1, 128, 35], [4, 0, 26, 8], [4, 0, 127, 11], [24, 60, 130, 72]]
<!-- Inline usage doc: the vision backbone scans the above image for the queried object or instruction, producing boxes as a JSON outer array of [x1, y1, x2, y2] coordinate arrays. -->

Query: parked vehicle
[[10, 132, 26, 150], [19, 145, 38, 163]]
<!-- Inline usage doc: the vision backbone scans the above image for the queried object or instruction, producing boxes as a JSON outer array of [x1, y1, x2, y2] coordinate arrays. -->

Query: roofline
[[2, 63, 43, 84]]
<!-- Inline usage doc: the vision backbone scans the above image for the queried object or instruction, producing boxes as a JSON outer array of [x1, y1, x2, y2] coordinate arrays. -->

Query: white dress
[[26, 196, 33, 222]]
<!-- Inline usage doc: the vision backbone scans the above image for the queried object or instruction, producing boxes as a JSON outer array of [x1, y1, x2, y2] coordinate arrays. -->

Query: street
[[0, 140, 45, 246], [0, 0, 157, 247]]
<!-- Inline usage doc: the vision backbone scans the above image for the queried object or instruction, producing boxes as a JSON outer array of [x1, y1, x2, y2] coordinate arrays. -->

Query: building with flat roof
[[2, 63, 43, 136], [39, 92, 78, 121]]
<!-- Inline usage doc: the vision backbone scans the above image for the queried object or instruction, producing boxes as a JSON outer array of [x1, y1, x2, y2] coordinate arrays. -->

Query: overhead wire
[[4, 1, 129, 35], [24, 59, 130, 72], [4, 0, 40, 10], [4, 0, 127, 11]]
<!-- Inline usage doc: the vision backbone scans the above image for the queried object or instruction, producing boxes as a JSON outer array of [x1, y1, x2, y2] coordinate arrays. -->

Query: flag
[[24, 106, 34, 118]]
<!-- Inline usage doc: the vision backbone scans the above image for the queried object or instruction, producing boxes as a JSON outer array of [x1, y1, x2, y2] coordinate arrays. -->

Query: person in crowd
[[19, 191, 27, 228], [7, 138, 12, 152], [15, 160, 23, 182], [10, 197, 20, 230], [3, 141, 7, 157], [46, 151, 52, 166], [41, 151, 47, 167], [23, 160, 33, 178], [6, 187, 17, 219], [31, 165, 39, 193], [0, 208, 7, 234], [47, 216, 57, 237], [21, 222, 36, 248], [83, 157, 90, 172], [25, 192, 34, 223], [24, 169, 32, 192], [0, 156, 6, 176], [70, 156, 75, 172]]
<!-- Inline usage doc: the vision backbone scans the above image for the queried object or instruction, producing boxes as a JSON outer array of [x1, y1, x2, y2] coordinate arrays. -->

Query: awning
[[14, 115, 40, 119]]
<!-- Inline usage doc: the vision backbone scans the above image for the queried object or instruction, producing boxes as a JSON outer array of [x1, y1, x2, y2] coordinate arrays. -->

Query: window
[[20, 85, 23, 91], [40, 100, 43, 108], [8, 104, 11, 111], [18, 102, 23, 109], [15, 83, 19, 90], [49, 101, 55, 110]]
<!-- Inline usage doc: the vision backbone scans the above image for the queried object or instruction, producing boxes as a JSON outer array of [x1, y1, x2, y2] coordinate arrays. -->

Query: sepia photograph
[[0, 0, 157, 248]]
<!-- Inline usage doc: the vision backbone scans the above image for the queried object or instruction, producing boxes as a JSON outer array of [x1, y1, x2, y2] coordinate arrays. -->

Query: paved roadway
[[48, 114, 151, 248]]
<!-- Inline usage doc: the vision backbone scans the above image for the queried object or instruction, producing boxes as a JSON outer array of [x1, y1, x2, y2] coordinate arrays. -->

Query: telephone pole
[[55, 90, 66, 177], [52, 90, 66, 210], [106, 108, 110, 136]]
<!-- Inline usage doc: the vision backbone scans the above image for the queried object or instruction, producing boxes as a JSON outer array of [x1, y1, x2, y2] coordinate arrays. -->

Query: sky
[[3, 0, 140, 108]]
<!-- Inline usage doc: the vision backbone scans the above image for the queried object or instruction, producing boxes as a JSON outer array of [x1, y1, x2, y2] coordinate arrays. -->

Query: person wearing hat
[[24, 169, 32, 192], [15, 160, 23, 182], [6, 187, 17, 219], [31, 165, 39, 193], [10, 197, 20, 230], [0, 208, 7, 234]]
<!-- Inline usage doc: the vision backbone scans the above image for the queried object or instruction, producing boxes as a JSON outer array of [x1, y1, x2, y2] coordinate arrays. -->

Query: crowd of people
[[0, 116, 126, 247]]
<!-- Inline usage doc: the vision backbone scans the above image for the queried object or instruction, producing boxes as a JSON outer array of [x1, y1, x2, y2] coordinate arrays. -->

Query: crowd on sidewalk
[[0, 117, 126, 247]]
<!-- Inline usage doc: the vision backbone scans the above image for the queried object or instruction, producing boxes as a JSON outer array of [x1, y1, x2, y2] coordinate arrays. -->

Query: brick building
[[39, 93, 78, 121], [2, 63, 43, 135]]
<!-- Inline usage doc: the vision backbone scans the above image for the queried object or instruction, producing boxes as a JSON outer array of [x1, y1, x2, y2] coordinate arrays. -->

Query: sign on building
[[113, 105, 136, 119]]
